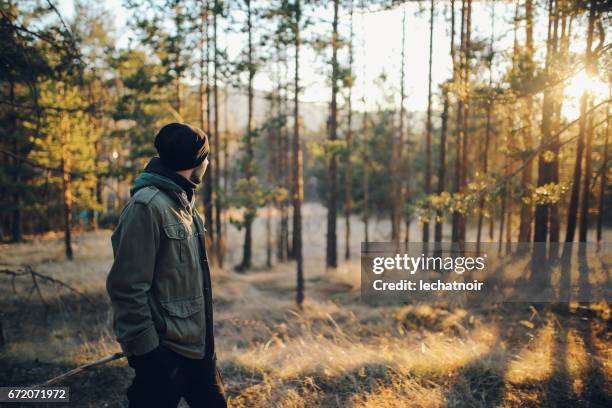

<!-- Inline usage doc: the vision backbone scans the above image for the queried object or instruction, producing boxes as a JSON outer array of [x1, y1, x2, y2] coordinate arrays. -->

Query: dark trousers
[[127, 347, 227, 408]]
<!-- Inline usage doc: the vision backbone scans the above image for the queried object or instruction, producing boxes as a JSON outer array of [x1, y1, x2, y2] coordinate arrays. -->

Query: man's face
[[190, 157, 208, 185]]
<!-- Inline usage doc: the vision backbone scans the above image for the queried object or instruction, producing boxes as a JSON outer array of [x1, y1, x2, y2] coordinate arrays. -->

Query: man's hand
[[127, 345, 174, 371]]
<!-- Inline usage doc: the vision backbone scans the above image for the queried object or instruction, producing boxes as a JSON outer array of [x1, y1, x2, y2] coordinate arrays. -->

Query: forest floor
[[0, 203, 611, 407]]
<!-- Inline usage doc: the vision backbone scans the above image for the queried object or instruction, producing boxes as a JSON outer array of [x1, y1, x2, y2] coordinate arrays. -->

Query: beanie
[[154, 123, 209, 171]]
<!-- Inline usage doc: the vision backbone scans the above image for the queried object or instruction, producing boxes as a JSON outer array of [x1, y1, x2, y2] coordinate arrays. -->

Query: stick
[[0, 267, 95, 307], [34, 352, 126, 387]]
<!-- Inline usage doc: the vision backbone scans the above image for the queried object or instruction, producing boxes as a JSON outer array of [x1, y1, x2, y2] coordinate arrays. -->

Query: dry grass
[[0, 204, 611, 407]]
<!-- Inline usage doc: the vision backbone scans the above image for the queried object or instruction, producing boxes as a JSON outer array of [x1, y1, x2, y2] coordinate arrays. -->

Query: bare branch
[[34, 352, 126, 387]]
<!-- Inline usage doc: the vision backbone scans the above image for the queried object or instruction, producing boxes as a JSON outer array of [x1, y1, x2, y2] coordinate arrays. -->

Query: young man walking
[[106, 123, 226, 407]]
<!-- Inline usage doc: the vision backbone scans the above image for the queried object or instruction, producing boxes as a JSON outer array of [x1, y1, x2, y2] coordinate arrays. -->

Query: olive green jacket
[[106, 172, 214, 359]]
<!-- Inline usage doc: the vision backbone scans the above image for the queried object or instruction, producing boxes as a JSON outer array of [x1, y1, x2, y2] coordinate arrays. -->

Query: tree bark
[[458, 0, 471, 244], [423, 0, 434, 243], [518, 0, 535, 243], [326, 0, 339, 268], [435, 89, 449, 244], [451, 0, 466, 244], [293, 0, 304, 306], [361, 21, 369, 244], [60, 107, 73, 260], [174, 2, 183, 118], [533, 0, 559, 243], [202, 0, 214, 249], [9, 81, 22, 243], [579, 99, 595, 242], [344, 4, 354, 260], [435, 0, 455, 244], [477, 1, 495, 252], [239, 0, 255, 270], [392, 5, 407, 243], [596, 98, 609, 245], [213, 1, 223, 266], [565, 0, 595, 243]]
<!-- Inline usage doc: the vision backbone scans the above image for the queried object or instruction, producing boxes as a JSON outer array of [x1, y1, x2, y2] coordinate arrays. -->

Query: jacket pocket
[[160, 296, 205, 345], [163, 222, 189, 262]]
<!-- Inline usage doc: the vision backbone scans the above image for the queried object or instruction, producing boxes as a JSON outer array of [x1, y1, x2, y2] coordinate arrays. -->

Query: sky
[[56, 0, 597, 118]]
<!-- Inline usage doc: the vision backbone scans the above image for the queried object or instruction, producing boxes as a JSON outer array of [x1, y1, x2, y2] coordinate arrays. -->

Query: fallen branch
[[0, 266, 95, 307], [34, 352, 126, 387]]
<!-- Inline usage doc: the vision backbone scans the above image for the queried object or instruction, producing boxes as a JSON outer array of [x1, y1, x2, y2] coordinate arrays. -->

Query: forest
[[1, 0, 611, 406]]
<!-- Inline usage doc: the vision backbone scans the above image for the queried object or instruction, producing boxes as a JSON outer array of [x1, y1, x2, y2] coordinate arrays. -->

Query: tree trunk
[[518, 0, 535, 243], [223, 88, 229, 246], [276, 46, 288, 263], [451, 0, 466, 244], [435, 0, 455, 244], [435, 89, 449, 243], [458, 0, 471, 244], [423, 0, 434, 243], [578, 2, 598, 243], [392, 5, 407, 243], [239, 0, 255, 270], [60, 108, 73, 260], [344, 5, 354, 260], [213, 2, 223, 266], [565, 0, 595, 243], [477, 1, 495, 252], [9, 81, 22, 243], [326, 0, 339, 268], [498, 181, 507, 254], [579, 101, 595, 242], [549, 11, 570, 250], [202, 0, 214, 249], [361, 62, 369, 243], [174, 2, 183, 119], [293, 0, 304, 306], [534, 0, 559, 243], [596, 99, 609, 245]]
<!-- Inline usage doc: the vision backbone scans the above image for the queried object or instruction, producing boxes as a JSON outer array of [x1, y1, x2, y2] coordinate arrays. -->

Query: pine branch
[[0, 149, 94, 178]]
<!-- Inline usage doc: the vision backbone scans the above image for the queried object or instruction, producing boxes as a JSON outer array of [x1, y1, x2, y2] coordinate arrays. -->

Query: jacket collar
[[131, 158, 197, 210]]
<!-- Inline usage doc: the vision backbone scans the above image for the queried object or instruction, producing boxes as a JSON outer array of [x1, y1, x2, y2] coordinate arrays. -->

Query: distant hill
[[191, 85, 426, 140]]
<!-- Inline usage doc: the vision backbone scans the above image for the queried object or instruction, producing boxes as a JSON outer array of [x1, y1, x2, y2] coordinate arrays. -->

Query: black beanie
[[154, 123, 209, 171]]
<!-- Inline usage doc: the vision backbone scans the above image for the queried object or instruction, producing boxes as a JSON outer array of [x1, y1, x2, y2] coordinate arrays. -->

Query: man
[[106, 123, 226, 407]]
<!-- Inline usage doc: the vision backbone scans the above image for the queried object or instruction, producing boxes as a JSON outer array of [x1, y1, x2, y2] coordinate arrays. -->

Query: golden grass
[[1, 206, 611, 407]]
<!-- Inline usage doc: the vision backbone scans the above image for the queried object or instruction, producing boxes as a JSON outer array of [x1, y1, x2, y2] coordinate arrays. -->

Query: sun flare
[[562, 70, 609, 118]]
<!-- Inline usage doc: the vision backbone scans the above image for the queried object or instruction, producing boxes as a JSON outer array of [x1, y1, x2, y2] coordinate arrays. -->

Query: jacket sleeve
[[106, 201, 161, 356]]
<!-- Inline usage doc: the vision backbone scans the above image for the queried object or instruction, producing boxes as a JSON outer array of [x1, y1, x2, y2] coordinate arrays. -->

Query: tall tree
[[548, 5, 570, 250], [435, 0, 456, 244], [518, 0, 534, 242], [596, 97, 609, 245], [60, 106, 73, 260], [533, 0, 560, 243], [451, 0, 467, 244], [565, 0, 595, 243], [326, 0, 339, 268], [360, 0, 370, 244], [237, 0, 256, 270], [578, 1, 601, 243], [458, 0, 471, 244], [0, 1, 81, 242], [476, 0, 496, 251], [213, 0, 223, 265], [203, 0, 214, 249], [198, 0, 214, 249], [344, 2, 354, 260], [292, 0, 304, 306], [391, 5, 407, 242], [423, 0, 434, 243]]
